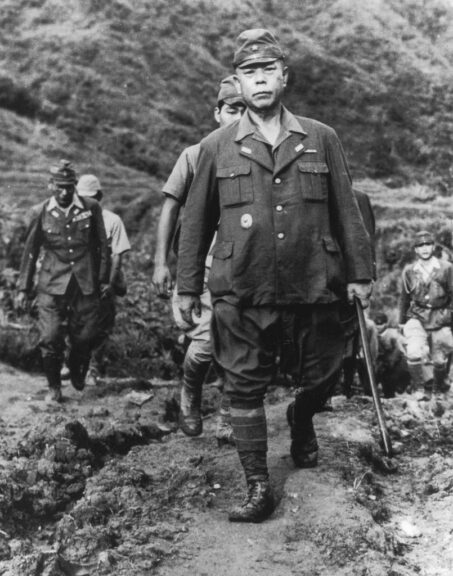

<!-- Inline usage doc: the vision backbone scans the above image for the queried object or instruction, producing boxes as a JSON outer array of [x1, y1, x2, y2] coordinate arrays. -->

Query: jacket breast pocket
[[75, 217, 91, 238], [208, 240, 234, 296], [298, 161, 329, 201], [217, 164, 253, 207]]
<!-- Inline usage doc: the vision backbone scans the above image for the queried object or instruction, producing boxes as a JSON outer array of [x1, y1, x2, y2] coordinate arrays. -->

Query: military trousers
[[403, 317, 453, 375], [211, 301, 344, 453], [38, 276, 100, 363], [90, 293, 116, 373]]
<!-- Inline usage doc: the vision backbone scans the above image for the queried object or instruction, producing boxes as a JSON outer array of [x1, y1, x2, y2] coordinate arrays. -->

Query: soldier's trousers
[[212, 301, 345, 456], [38, 278, 100, 363], [91, 293, 116, 372]]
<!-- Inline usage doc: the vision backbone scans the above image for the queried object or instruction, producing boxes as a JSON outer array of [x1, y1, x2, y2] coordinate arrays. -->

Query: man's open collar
[[46, 193, 84, 212], [234, 105, 307, 142], [413, 257, 441, 273]]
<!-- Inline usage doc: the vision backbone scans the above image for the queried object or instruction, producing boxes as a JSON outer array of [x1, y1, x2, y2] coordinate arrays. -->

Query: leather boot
[[68, 351, 89, 391], [228, 480, 274, 523], [178, 356, 210, 437], [407, 360, 425, 394], [434, 364, 450, 394], [42, 356, 63, 403], [179, 384, 203, 436], [287, 401, 318, 468]]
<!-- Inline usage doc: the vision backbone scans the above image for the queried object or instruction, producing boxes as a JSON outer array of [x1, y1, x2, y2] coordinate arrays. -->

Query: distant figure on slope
[[399, 230, 453, 400], [77, 174, 131, 383], [374, 312, 410, 398], [152, 76, 246, 445], [16, 160, 109, 402]]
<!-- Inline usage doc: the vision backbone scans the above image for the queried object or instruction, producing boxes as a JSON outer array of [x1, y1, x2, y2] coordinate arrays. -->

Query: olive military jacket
[[177, 107, 373, 306], [18, 195, 109, 296]]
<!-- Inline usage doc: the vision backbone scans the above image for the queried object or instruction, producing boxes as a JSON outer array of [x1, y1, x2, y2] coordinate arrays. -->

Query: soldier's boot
[[407, 360, 431, 400], [42, 356, 63, 403], [229, 452, 274, 523], [68, 350, 89, 391], [178, 356, 210, 437], [433, 364, 450, 394], [215, 392, 235, 447], [287, 400, 318, 468]]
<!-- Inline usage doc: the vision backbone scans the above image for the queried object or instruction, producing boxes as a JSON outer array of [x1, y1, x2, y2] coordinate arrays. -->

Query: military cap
[[49, 159, 77, 185], [233, 28, 285, 68], [77, 174, 102, 197], [217, 75, 244, 106], [413, 230, 434, 247]]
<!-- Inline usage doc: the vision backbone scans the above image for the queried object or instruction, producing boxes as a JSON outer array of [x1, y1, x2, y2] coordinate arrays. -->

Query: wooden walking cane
[[355, 297, 393, 457]]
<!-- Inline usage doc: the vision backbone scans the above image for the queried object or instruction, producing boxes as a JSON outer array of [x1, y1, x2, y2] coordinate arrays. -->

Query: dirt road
[[0, 363, 452, 576]]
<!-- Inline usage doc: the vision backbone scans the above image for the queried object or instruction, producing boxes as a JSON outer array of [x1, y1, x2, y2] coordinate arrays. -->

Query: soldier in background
[[76, 174, 131, 383], [152, 76, 246, 443], [399, 230, 453, 400], [374, 312, 410, 397], [16, 160, 109, 402]]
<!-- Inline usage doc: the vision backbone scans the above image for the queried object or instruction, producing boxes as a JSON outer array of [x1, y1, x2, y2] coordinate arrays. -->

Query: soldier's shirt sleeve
[[17, 205, 44, 292], [91, 201, 109, 285], [325, 128, 374, 283], [162, 145, 198, 205], [104, 211, 131, 255], [177, 138, 219, 295], [398, 267, 411, 324]]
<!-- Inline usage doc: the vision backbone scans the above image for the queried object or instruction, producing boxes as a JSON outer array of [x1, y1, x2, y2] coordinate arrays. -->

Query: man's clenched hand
[[178, 294, 201, 327], [347, 282, 373, 308]]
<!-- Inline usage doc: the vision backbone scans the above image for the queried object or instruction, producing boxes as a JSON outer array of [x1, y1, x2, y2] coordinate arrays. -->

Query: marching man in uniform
[[399, 230, 453, 399], [17, 160, 109, 402], [76, 174, 131, 383], [177, 29, 373, 522]]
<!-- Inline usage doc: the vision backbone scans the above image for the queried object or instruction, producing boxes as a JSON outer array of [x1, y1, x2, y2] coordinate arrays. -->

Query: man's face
[[235, 60, 287, 113], [51, 182, 75, 208], [415, 241, 435, 260], [214, 102, 246, 127]]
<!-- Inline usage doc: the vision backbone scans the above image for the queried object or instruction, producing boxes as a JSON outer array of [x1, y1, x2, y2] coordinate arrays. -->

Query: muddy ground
[[0, 363, 452, 576]]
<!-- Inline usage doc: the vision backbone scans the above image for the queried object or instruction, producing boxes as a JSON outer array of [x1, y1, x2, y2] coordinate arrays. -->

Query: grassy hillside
[[1, 0, 453, 190]]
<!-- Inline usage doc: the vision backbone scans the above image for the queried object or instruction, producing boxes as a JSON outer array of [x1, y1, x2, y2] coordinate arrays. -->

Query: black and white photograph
[[0, 1, 452, 574]]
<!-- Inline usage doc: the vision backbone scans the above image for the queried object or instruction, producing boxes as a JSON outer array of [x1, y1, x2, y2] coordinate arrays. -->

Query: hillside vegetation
[[1, 0, 453, 190]]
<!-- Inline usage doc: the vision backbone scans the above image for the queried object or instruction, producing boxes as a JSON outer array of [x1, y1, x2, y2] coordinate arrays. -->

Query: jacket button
[[69, 249, 74, 253], [68, 236, 72, 240], [70, 261, 74, 266], [276, 205, 283, 212], [277, 232, 285, 239], [274, 177, 282, 184]]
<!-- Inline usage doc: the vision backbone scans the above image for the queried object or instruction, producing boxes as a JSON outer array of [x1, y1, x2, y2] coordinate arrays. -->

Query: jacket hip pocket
[[208, 240, 234, 296], [323, 236, 344, 292]]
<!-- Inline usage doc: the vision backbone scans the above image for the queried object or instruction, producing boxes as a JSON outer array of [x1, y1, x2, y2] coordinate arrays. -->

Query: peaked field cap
[[414, 230, 435, 246], [233, 28, 285, 68], [77, 174, 102, 197], [49, 159, 77, 185], [217, 75, 244, 106]]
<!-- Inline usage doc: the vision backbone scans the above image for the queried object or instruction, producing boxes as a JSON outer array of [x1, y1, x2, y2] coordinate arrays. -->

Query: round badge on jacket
[[241, 213, 253, 229]]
